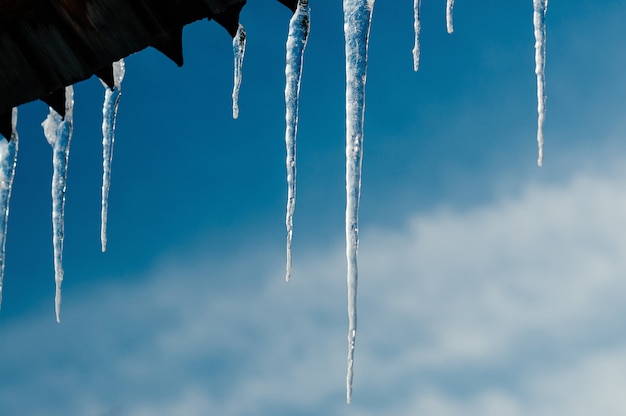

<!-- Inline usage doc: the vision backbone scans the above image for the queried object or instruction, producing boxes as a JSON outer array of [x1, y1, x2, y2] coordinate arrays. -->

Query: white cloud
[[4, 160, 626, 415]]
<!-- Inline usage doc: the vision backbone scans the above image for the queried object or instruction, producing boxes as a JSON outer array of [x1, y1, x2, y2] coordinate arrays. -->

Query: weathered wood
[[0, 0, 297, 118], [40, 87, 67, 118], [0, 110, 12, 141]]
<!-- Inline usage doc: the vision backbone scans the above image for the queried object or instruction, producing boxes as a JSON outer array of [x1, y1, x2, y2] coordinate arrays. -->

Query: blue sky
[[2, 0, 626, 414]]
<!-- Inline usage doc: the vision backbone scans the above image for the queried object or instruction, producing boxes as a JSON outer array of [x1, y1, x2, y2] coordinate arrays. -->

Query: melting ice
[[533, 0, 548, 166], [101, 59, 125, 252], [343, 0, 375, 404], [446, 0, 455, 33], [284, 0, 311, 282], [42, 86, 74, 323], [0, 108, 18, 309], [0, 0, 554, 405], [413, 0, 421, 71], [232, 24, 247, 119]]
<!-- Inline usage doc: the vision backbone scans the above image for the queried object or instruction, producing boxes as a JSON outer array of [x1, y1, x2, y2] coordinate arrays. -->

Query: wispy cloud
[[4, 157, 626, 415]]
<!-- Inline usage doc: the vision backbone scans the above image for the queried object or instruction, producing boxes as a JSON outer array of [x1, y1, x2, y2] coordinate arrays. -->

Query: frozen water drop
[[284, 0, 311, 282], [101, 59, 125, 252], [0, 108, 18, 310], [533, 0, 548, 167], [232, 24, 247, 119], [42, 86, 74, 323], [413, 0, 422, 71], [343, 0, 375, 404], [446, 0, 455, 33]]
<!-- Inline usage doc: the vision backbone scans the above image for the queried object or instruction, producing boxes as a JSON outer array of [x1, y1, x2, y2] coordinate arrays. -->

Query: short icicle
[[446, 0, 455, 33], [533, 0, 548, 167], [343, 0, 375, 404], [413, 0, 422, 71], [232, 24, 247, 119], [0, 108, 19, 309], [42, 86, 74, 323], [284, 0, 311, 282], [101, 59, 126, 252]]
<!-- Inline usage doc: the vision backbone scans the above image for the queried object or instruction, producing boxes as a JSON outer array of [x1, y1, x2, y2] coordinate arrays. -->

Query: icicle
[[0, 109, 18, 310], [412, 0, 422, 71], [101, 59, 125, 252], [533, 0, 548, 167], [284, 0, 311, 283], [42, 86, 74, 323], [343, 0, 375, 404], [446, 0, 455, 33], [232, 24, 246, 119]]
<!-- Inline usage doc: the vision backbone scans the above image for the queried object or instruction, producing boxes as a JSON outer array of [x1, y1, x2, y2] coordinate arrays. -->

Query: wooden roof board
[[0, 0, 297, 118]]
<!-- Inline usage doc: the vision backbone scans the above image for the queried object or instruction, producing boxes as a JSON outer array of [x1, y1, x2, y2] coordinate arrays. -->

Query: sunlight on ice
[[42, 86, 74, 323], [412, 0, 421, 71], [446, 0, 455, 33], [284, 0, 311, 283], [100, 59, 125, 252], [343, 0, 375, 404], [232, 24, 247, 119], [533, 0, 548, 167], [0, 108, 18, 309]]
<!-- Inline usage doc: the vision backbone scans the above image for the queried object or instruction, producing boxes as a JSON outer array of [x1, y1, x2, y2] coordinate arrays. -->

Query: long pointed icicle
[[101, 59, 126, 252], [446, 0, 455, 33], [412, 0, 422, 71], [343, 0, 375, 404], [0, 109, 19, 309], [533, 0, 548, 167], [232, 24, 247, 119], [284, 0, 311, 283], [42, 86, 74, 323]]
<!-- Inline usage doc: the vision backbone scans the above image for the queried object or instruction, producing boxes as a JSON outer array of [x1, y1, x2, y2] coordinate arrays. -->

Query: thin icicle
[[42, 86, 74, 323], [343, 0, 375, 404], [284, 0, 311, 283], [232, 24, 247, 119], [533, 0, 548, 167], [412, 0, 421, 71], [101, 59, 126, 252], [446, 0, 455, 34], [0, 108, 19, 309]]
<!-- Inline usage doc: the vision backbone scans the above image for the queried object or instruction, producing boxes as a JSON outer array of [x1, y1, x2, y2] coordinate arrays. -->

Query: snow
[[446, 0, 455, 34], [232, 24, 247, 120], [412, 0, 421, 71], [41, 86, 74, 323], [100, 59, 125, 252], [533, 0, 548, 167], [284, 0, 311, 283], [0, 108, 18, 309], [343, 0, 375, 404]]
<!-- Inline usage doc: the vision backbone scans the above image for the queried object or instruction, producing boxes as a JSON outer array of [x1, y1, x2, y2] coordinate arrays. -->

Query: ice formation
[[0, 0, 553, 404], [343, 0, 375, 404], [446, 0, 455, 33], [533, 0, 548, 167], [100, 60, 125, 252], [0, 109, 18, 309], [412, 0, 421, 71], [284, 0, 311, 282], [42, 86, 74, 323], [232, 24, 247, 119]]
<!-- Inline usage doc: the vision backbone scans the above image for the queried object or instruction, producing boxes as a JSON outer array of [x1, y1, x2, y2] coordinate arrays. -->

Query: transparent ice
[[343, 0, 375, 404], [232, 24, 247, 119], [101, 59, 125, 252], [533, 0, 548, 166], [284, 0, 311, 282], [42, 86, 74, 323], [0, 108, 18, 309], [413, 0, 422, 71], [446, 0, 455, 33]]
